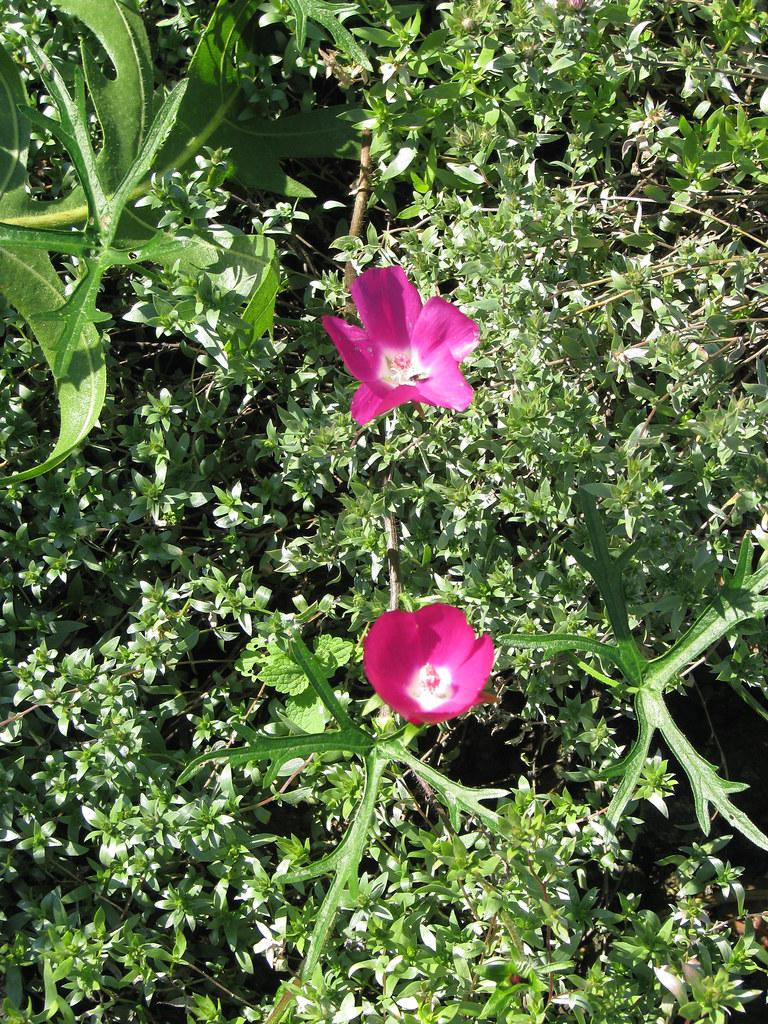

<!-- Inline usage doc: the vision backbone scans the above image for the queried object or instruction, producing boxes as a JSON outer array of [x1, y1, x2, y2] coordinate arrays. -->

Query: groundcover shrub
[[1, 0, 768, 1021]]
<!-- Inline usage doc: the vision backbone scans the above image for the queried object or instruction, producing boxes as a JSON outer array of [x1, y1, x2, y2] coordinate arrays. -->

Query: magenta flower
[[322, 266, 480, 425], [363, 604, 495, 724]]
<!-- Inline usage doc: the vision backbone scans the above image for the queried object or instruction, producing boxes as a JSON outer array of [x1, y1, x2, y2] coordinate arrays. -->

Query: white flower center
[[381, 350, 428, 388], [408, 662, 453, 711]]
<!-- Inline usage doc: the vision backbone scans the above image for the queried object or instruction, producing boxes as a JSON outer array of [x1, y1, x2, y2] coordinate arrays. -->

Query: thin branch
[[339, 128, 400, 610], [181, 959, 255, 1010], [382, 464, 402, 610], [256, 754, 315, 808], [344, 128, 373, 304], [384, 511, 401, 611], [670, 200, 768, 251], [265, 982, 301, 1024], [0, 703, 46, 730]]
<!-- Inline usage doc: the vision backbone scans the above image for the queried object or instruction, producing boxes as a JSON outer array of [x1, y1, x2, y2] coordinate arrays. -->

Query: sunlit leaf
[[285, 0, 372, 71], [177, 728, 373, 785], [0, 249, 106, 484]]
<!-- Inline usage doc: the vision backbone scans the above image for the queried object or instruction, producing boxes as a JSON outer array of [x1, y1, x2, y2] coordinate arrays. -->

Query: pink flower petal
[[350, 382, 421, 426], [412, 353, 474, 412], [363, 610, 429, 721], [363, 604, 495, 724], [350, 266, 422, 349], [322, 316, 380, 380], [415, 604, 478, 667], [456, 633, 496, 692], [390, 696, 429, 723], [324, 267, 481, 425], [412, 296, 480, 362], [419, 636, 495, 723]]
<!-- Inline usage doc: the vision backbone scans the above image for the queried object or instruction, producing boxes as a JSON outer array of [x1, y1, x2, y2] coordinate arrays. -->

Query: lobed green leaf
[[177, 728, 374, 785], [0, 248, 106, 484]]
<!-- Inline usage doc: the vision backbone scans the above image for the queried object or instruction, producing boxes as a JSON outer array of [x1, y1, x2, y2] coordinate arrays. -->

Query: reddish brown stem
[[384, 509, 401, 611], [344, 128, 372, 305]]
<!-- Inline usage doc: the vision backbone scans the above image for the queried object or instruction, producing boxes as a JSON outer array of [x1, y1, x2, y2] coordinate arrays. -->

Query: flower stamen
[[408, 662, 453, 711], [381, 349, 428, 388]]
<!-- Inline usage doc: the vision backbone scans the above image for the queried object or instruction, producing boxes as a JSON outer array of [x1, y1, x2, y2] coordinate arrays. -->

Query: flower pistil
[[408, 662, 453, 711], [382, 350, 427, 388]]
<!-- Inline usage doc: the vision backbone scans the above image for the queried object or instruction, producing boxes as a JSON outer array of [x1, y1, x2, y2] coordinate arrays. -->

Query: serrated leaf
[[24, 46, 186, 243], [290, 633, 358, 729], [285, 690, 329, 733], [314, 635, 355, 671], [0, 46, 28, 199], [578, 490, 646, 685], [0, 0, 343, 481], [298, 752, 387, 982], [655, 691, 768, 850], [259, 633, 356, 706], [646, 581, 768, 687], [0, 2, 358, 236], [604, 703, 654, 825], [153, 0, 359, 203], [0, 223, 91, 256], [518, 509, 768, 851], [109, 79, 188, 214], [384, 741, 508, 837], [280, 820, 353, 885], [178, 728, 374, 785], [53, 0, 153, 190], [0, 207, 271, 483], [286, 0, 372, 70], [39, 259, 109, 378], [605, 684, 768, 850], [234, 637, 263, 678], [260, 647, 308, 695], [0, 0, 152, 222], [26, 43, 108, 222], [504, 631, 623, 665]]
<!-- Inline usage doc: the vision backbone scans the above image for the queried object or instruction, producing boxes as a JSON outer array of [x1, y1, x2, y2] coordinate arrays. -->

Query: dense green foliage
[[1, 0, 768, 1021]]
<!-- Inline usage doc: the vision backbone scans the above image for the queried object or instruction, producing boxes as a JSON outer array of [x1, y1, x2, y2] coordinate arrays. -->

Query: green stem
[[267, 750, 389, 1023], [645, 592, 768, 688], [289, 633, 361, 732], [604, 695, 654, 827], [300, 750, 388, 980], [579, 491, 646, 685], [0, 223, 93, 255], [651, 691, 768, 848]]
